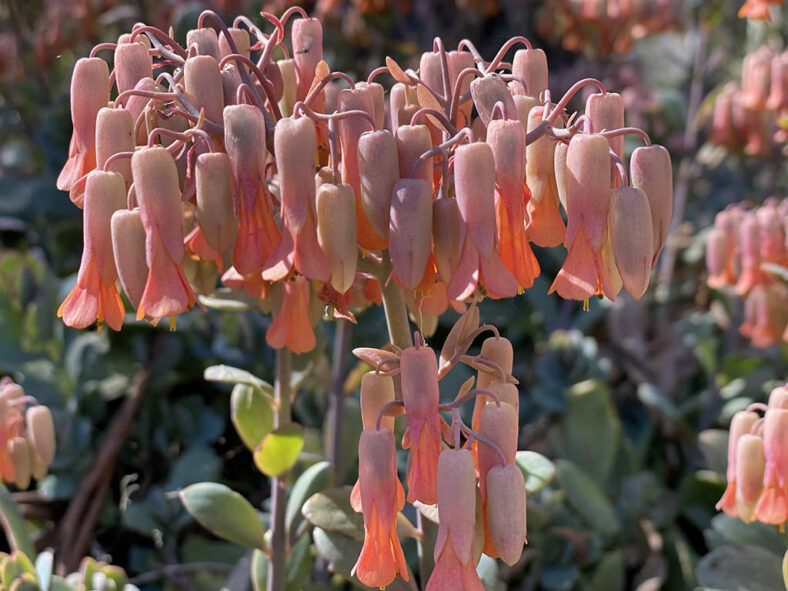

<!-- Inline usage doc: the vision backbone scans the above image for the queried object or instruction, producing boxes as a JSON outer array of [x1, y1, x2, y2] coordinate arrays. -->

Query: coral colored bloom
[[224, 105, 281, 277], [58, 171, 127, 331], [352, 427, 409, 588], [264, 117, 329, 282], [738, 0, 781, 21], [755, 409, 788, 523], [716, 410, 759, 518], [266, 276, 316, 354], [447, 143, 519, 301], [400, 345, 443, 505], [131, 147, 198, 324], [487, 118, 540, 289], [57, 58, 110, 206], [426, 449, 483, 591], [0, 381, 25, 485]]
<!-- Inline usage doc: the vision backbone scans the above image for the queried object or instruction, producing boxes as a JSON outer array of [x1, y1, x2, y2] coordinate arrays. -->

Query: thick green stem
[[0, 484, 35, 558], [375, 261, 437, 587], [268, 348, 292, 591]]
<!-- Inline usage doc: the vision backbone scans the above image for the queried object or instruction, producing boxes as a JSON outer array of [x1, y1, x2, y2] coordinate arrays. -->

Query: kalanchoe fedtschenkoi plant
[[54, 7, 671, 589], [0, 378, 56, 490], [705, 198, 788, 348], [717, 383, 788, 526]]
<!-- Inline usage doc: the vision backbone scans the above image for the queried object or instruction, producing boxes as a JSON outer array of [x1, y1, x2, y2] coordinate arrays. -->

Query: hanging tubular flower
[[57, 57, 110, 204], [316, 183, 358, 294], [351, 373, 396, 512], [131, 147, 198, 325], [352, 426, 409, 588], [265, 276, 316, 354], [609, 186, 654, 299], [487, 118, 540, 290], [447, 142, 519, 301], [224, 104, 280, 277], [426, 449, 484, 591], [390, 179, 434, 291], [630, 144, 673, 266], [401, 342, 443, 505], [264, 116, 329, 282], [292, 17, 324, 101], [58, 171, 127, 331], [114, 38, 152, 96], [737, 433, 766, 522], [754, 409, 788, 524], [525, 105, 566, 247], [716, 410, 759, 518], [550, 133, 621, 302], [95, 107, 134, 189], [358, 129, 400, 245]]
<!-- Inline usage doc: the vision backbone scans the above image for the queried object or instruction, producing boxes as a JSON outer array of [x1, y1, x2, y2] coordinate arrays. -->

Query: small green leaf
[[180, 483, 265, 549], [763, 263, 788, 287], [515, 451, 556, 495], [253, 424, 305, 477], [231, 384, 274, 451], [35, 550, 52, 591], [697, 545, 783, 591], [556, 460, 620, 536], [590, 550, 624, 591], [204, 365, 274, 401], [251, 549, 266, 591], [286, 461, 333, 534], [301, 487, 364, 540], [556, 380, 620, 486], [312, 527, 362, 578], [198, 290, 254, 311]]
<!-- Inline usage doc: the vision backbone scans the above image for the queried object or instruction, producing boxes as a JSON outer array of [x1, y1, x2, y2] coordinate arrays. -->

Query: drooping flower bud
[[735, 212, 765, 295], [111, 209, 148, 310], [317, 183, 358, 293], [7, 437, 31, 489], [564, 133, 611, 253], [356, 82, 386, 131], [426, 448, 483, 591], [292, 18, 323, 101], [433, 198, 463, 283], [25, 406, 56, 469], [277, 59, 298, 117], [487, 118, 540, 289], [469, 74, 517, 128], [131, 147, 197, 324], [57, 57, 111, 199], [224, 104, 280, 276], [358, 130, 400, 243], [390, 83, 418, 132], [486, 464, 527, 565], [184, 56, 225, 129], [448, 142, 518, 301], [186, 28, 221, 60], [195, 152, 236, 254], [265, 116, 329, 282], [390, 179, 433, 291], [525, 105, 566, 247], [400, 344, 443, 504], [630, 145, 673, 265], [114, 39, 152, 95], [219, 28, 250, 59], [754, 408, 788, 524], [395, 124, 433, 186], [477, 403, 518, 502], [95, 107, 134, 188], [352, 427, 409, 588], [58, 171, 127, 330], [737, 433, 766, 523], [609, 186, 654, 299], [448, 50, 475, 126], [586, 92, 624, 158], [512, 48, 548, 99], [716, 410, 759, 517]]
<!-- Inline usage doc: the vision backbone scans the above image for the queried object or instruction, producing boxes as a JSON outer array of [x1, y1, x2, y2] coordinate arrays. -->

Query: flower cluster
[[55, 9, 671, 352], [717, 382, 788, 525], [738, 0, 783, 20], [709, 45, 788, 156], [706, 198, 788, 348], [537, 0, 683, 57], [350, 306, 526, 589], [0, 378, 56, 490]]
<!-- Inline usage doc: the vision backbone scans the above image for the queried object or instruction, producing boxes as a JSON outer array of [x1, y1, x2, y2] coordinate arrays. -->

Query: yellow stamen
[[582, 299, 590, 312], [169, 316, 176, 332]]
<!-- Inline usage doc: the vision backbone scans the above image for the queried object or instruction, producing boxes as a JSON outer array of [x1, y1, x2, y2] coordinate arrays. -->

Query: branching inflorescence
[[55, 8, 673, 588]]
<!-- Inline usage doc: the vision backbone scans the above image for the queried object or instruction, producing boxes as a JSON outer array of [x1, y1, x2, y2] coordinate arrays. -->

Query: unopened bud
[[358, 130, 399, 242], [609, 186, 653, 299], [512, 48, 548, 99], [114, 40, 152, 95], [630, 145, 673, 265], [389, 179, 433, 290], [486, 463, 527, 565], [111, 209, 148, 310], [195, 152, 236, 253], [25, 405, 56, 467], [317, 183, 358, 293]]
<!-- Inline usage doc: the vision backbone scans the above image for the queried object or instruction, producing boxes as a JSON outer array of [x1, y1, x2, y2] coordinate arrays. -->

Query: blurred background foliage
[[0, 0, 786, 590]]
